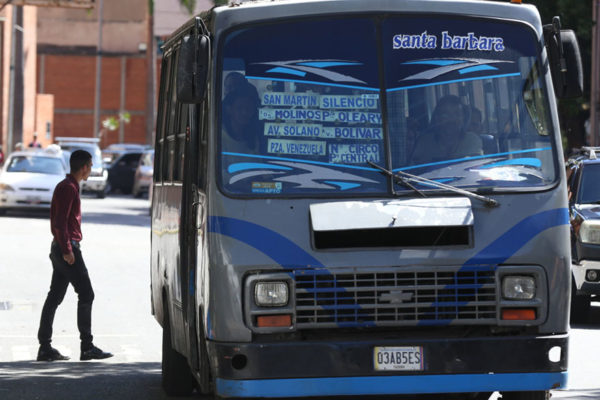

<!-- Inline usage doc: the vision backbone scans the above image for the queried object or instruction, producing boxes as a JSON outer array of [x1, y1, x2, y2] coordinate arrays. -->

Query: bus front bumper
[[208, 334, 568, 398]]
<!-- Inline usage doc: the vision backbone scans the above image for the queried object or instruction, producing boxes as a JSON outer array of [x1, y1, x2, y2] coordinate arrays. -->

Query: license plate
[[374, 346, 424, 371], [26, 195, 41, 204]]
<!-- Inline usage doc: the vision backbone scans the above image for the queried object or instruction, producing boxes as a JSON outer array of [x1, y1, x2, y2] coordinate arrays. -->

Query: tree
[[528, 0, 592, 152]]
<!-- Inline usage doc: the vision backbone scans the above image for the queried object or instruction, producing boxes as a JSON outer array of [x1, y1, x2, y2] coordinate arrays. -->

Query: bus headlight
[[502, 276, 535, 300], [255, 282, 288, 307], [580, 220, 600, 244]]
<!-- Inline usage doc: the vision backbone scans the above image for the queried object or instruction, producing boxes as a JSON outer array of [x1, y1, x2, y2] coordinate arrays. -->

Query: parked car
[[106, 151, 143, 194], [132, 149, 154, 198], [0, 149, 67, 215], [102, 143, 148, 167], [56, 137, 108, 198], [567, 147, 600, 322]]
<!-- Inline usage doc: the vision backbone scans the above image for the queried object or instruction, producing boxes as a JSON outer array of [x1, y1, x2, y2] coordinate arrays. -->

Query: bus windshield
[[219, 16, 556, 196]]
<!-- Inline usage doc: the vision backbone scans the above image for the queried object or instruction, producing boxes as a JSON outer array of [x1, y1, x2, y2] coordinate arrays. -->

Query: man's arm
[[53, 185, 75, 263]]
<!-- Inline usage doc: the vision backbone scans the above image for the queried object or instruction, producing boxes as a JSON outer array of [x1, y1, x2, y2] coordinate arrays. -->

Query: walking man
[[37, 150, 113, 361]]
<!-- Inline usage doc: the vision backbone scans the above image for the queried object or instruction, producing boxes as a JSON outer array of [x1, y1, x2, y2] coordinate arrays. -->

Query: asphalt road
[[0, 194, 599, 400]]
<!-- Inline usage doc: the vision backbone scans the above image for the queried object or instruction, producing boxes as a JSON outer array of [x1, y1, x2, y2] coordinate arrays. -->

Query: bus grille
[[293, 267, 497, 328]]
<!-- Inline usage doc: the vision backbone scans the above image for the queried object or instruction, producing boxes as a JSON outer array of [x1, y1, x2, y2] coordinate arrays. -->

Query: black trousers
[[37, 241, 95, 350]]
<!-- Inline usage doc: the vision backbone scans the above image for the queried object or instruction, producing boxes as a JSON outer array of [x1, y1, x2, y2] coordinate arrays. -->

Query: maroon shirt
[[50, 174, 82, 254]]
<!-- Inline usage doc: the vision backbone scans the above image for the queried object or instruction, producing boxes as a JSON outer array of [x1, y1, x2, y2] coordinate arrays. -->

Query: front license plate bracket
[[374, 346, 424, 371]]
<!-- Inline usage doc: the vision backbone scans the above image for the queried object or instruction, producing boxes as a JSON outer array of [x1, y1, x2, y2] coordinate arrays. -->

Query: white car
[[56, 137, 108, 198], [0, 150, 67, 215], [132, 149, 154, 198]]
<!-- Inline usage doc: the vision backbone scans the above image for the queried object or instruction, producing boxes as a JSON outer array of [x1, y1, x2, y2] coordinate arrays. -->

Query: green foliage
[[528, 0, 592, 98], [527, 0, 591, 149], [102, 112, 131, 132], [213, 0, 229, 5], [180, 0, 197, 14]]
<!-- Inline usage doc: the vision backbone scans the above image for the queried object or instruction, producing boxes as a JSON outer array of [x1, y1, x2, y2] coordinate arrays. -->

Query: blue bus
[[151, 1, 583, 399]]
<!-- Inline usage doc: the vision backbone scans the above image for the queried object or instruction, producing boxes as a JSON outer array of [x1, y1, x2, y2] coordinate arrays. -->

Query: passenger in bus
[[224, 72, 247, 97], [222, 81, 262, 154], [468, 107, 483, 135], [410, 95, 483, 165]]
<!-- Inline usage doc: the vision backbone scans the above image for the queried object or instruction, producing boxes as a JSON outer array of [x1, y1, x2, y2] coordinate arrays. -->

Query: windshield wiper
[[368, 161, 426, 198], [368, 161, 499, 208]]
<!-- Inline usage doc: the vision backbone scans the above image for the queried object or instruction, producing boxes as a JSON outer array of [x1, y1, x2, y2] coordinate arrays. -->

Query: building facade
[[0, 0, 214, 157]]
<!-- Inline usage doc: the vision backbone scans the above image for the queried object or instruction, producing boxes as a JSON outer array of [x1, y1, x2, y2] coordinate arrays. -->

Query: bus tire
[[196, 317, 212, 395], [162, 300, 195, 396], [501, 390, 549, 400], [570, 279, 590, 324], [571, 294, 591, 324]]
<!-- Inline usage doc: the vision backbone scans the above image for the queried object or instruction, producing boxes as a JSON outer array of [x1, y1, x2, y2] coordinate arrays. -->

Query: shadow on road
[[0, 361, 181, 400], [0, 209, 50, 219]]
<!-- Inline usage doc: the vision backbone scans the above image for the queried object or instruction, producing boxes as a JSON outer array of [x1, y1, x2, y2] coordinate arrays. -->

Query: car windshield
[[578, 164, 600, 204], [7, 155, 65, 175], [219, 15, 556, 196]]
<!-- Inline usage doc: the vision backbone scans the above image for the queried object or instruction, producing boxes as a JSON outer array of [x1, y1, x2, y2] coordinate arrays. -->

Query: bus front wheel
[[162, 300, 195, 396], [501, 391, 549, 400], [571, 279, 591, 324]]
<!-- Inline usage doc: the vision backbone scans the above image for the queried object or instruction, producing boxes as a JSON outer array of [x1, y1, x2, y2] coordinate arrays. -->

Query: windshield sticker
[[320, 95, 379, 109], [328, 143, 381, 164], [393, 31, 505, 52], [393, 31, 437, 49], [263, 123, 383, 140], [268, 139, 327, 156], [226, 160, 377, 188], [259, 108, 330, 122], [255, 60, 367, 84], [259, 108, 382, 124], [322, 127, 383, 140], [271, 161, 378, 190], [261, 92, 319, 107], [251, 182, 283, 194], [265, 123, 329, 138]]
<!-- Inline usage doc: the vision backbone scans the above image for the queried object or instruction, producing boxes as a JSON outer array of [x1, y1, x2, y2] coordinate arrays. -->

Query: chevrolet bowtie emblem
[[379, 290, 414, 304]]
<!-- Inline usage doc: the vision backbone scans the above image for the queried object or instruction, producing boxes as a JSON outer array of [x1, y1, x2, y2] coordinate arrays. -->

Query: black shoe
[[80, 345, 113, 361], [37, 346, 70, 361]]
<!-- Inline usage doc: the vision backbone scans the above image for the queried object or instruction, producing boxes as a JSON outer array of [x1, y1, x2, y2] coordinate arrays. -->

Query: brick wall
[[39, 52, 153, 146]]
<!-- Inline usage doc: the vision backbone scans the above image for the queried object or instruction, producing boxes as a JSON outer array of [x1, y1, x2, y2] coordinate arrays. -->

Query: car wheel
[[96, 190, 106, 199], [0, 208, 6, 216]]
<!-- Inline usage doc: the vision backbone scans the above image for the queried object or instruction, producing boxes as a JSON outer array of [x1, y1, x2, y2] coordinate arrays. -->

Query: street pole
[[6, 5, 17, 154], [93, 0, 104, 138], [146, 0, 156, 146], [591, 0, 600, 146]]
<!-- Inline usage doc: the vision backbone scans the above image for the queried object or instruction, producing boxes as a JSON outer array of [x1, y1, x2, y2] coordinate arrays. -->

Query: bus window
[[382, 16, 556, 189], [218, 17, 387, 196]]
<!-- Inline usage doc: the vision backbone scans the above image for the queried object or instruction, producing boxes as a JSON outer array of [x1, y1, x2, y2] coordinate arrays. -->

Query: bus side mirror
[[177, 34, 210, 104], [544, 17, 583, 99]]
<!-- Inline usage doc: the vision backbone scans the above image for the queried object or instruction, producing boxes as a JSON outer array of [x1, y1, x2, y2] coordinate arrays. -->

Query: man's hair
[[70, 150, 92, 173]]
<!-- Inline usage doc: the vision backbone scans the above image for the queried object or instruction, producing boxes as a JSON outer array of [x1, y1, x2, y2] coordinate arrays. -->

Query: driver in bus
[[222, 81, 263, 154], [410, 95, 483, 165]]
